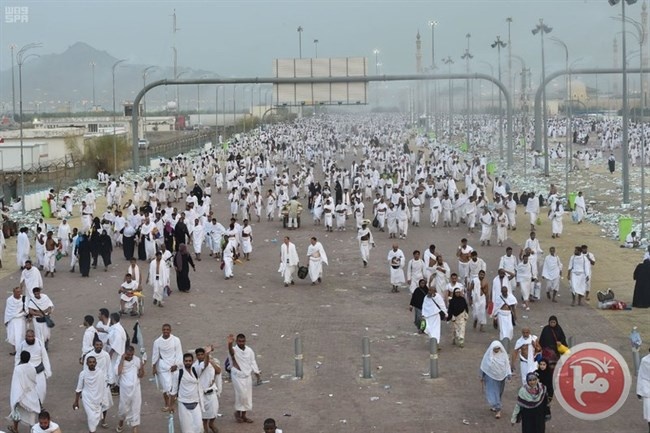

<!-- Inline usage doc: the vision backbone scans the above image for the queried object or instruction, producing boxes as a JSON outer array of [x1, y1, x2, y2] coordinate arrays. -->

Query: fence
[[1, 154, 95, 200], [138, 131, 214, 161], [1, 131, 214, 201]]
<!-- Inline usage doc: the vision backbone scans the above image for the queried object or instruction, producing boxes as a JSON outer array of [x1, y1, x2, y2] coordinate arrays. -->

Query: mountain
[[0, 42, 219, 114]]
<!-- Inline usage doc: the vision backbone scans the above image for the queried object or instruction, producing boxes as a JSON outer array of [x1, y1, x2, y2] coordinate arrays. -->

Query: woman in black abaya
[[78, 233, 91, 277], [174, 243, 195, 292], [98, 229, 113, 271], [122, 222, 136, 260]]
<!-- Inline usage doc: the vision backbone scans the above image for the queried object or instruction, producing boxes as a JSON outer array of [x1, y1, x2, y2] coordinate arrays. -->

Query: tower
[[416, 31, 423, 74], [416, 31, 423, 116]]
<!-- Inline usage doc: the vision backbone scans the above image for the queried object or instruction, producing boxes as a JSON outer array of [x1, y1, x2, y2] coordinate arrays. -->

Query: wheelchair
[[119, 291, 144, 317]]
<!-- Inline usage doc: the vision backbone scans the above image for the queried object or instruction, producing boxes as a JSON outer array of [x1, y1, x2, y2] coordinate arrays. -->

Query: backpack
[[178, 366, 198, 388]]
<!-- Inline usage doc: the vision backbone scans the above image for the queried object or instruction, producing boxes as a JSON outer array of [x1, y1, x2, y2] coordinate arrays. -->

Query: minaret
[[613, 37, 619, 97], [416, 31, 423, 115], [416, 31, 423, 74]]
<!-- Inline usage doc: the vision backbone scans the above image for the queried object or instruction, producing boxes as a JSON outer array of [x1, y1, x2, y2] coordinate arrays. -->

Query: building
[[0, 127, 85, 171]]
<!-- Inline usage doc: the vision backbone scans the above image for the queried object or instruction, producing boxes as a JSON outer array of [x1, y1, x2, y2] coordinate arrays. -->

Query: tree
[[83, 135, 130, 173]]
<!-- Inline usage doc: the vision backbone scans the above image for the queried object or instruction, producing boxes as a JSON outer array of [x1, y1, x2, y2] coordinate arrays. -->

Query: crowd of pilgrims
[[8, 112, 648, 432]]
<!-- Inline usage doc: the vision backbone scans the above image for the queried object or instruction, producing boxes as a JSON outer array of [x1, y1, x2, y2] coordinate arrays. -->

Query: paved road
[[1, 184, 647, 433]]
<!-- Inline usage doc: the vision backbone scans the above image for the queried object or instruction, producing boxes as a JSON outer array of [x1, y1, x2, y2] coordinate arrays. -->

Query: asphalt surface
[[1, 154, 649, 433]]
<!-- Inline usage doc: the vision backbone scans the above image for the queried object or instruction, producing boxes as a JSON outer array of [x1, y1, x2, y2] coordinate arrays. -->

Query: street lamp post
[[511, 54, 529, 175], [506, 18, 513, 115], [10, 44, 17, 121], [215, 86, 219, 146], [142, 66, 156, 141], [112, 58, 126, 174], [442, 56, 454, 136], [461, 33, 473, 150], [532, 18, 553, 175], [609, 0, 639, 205], [175, 70, 188, 114], [428, 20, 438, 69], [233, 84, 237, 132], [314, 39, 319, 58], [550, 37, 571, 200], [617, 14, 646, 235], [90, 61, 96, 111], [17, 42, 42, 212], [428, 20, 438, 135], [492, 36, 507, 161], [373, 49, 380, 75], [478, 60, 495, 111], [196, 75, 209, 128], [297, 26, 303, 58]]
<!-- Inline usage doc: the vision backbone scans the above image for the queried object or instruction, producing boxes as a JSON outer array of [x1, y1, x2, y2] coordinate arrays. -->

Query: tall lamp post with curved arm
[[532, 19, 552, 175], [17, 42, 42, 212], [549, 37, 574, 202], [491, 36, 507, 161], [461, 33, 473, 150], [142, 66, 156, 141], [442, 56, 454, 137], [608, 0, 639, 205], [112, 59, 127, 173], [616, 12, 646, 236]]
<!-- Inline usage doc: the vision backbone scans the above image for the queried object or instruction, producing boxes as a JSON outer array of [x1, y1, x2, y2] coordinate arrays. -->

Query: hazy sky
[[1, 0, 647, 79]]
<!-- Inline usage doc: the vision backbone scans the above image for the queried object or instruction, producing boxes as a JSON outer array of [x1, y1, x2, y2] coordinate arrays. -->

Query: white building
[[0, 127, 85, 170]]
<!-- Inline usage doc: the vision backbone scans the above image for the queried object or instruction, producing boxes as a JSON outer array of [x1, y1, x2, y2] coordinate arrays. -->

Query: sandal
[[495, 411, 501, 419], [161, 406, 170, 412], [243, 418, 254, 423]]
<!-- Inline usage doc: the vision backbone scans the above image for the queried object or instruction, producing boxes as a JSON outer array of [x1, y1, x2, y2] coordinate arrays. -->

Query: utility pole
[[506, 18, 513, 112], [492, 35, 507, 160], [172, 9, 180, 113], [461, 33, 473, 149], [442, 56, 454, 135], [90, 61, 96, 111], [10, 44, 17, 122]]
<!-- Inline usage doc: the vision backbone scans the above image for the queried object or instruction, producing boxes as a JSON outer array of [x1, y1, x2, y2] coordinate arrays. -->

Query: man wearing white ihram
[[116, 345, 145, 433], [636, 348, 650, 432], [15, 329, 51, 404], [387, 243, 406, 293], [279, 236, 300, 287], [357, 221, 375, 267], [5, 286, 28, 356], [194, 346, 222, 433], [74, 356, 108, 433], [173, 352, 203, 433], [568, 245, 588, 307], [306, 237, 328, 285], [148, 251, 170, 307], [421, 285, 447, 344], [406, 250, 426, 294], [228, 333, 261, 424], [492, 286, 517, 341], [152, 324, 184, 412]]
